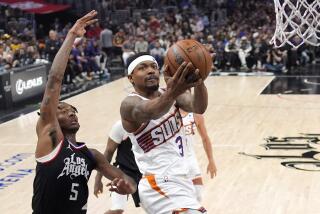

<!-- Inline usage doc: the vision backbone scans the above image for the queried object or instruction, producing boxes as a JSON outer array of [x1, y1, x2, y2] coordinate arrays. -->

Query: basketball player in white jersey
[[180, 109, 217, 202], [94, 120, 142, 214], [120, 52, 208, 214]]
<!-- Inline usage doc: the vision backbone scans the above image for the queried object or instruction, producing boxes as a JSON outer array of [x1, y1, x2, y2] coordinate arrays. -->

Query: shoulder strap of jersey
[[128, 92, 149, 100]]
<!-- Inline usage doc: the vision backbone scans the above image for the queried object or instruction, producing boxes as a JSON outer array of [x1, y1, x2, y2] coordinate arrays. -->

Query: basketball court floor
[[1, 74, 320, 214]]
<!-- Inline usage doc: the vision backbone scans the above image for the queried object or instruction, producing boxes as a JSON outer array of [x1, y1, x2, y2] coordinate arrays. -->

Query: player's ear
[[128, 75, 135, 85]]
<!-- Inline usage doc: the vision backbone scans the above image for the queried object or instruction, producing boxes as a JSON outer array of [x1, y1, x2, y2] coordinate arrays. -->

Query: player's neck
[[134, 87, 160, 99], [64, 133, 77, 144]]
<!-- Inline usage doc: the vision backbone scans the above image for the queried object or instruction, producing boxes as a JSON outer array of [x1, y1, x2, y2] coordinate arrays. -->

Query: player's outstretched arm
[[36, 11, 98, 158], [91, 149, 137, 195], [194, 114, 217, 178], [121, 62, 200, 133]]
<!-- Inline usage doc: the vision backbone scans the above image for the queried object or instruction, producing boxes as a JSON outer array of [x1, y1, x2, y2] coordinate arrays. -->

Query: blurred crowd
[[0, 0, 319, 85]]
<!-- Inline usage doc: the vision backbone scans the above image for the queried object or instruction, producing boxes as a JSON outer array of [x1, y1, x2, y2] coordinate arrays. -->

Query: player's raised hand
[[165, 62, 203, 98], [69, 10, 98, 37]]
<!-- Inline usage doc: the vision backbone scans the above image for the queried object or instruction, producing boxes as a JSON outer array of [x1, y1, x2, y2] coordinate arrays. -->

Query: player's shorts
[[111, 164, 141, 208], [185, 149, 201, 180], [110, 193, 128, 210], [138, 174, 205, 214]]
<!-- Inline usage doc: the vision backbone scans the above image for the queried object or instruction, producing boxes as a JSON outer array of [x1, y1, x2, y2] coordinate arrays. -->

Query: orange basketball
[[164, 39, 213, 80]]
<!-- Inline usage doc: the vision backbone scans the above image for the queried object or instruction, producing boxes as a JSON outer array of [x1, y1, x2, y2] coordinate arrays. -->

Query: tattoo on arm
[[49, 129, 58, 148]]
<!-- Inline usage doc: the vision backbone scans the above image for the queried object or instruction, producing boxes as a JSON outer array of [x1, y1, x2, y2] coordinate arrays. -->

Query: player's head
[[127, 52, 160, 92], [56, 102, 80, 133]]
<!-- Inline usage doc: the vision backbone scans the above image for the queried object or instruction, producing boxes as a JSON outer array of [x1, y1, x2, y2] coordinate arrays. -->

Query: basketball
[[164, 39, 213, 80]]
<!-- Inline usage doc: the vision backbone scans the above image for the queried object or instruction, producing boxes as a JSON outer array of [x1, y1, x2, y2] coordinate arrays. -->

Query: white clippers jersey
[[127, 92, 188, 176], [182, 113, 197, 155]]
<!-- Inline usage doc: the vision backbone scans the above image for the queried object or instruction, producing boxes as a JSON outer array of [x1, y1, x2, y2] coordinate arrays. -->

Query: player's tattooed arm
[[36, 11, 98, 157], [39, 10, 98, 124], [91, 149, 137, 195]]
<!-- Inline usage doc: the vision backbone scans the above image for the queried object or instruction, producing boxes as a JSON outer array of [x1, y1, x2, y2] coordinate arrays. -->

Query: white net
[[271, 0, 320, 48]]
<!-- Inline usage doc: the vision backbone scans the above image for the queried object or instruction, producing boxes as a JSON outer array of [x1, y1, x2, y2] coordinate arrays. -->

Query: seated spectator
[[224, 37, 240, 71], [265, 47, 287, 73], [150, 41, 165, 68], [45, 30, 61, 62], [134, 35, 149, 53], [122, 37, 135, 66], [237, 36, 252, 70]]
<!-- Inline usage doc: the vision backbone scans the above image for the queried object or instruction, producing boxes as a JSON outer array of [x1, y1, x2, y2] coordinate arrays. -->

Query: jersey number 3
[[175, 136, 184, 157], [70, 183, 79, 201]]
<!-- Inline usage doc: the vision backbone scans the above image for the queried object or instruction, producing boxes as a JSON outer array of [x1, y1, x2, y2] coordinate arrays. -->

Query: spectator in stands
[[150, 40, 165, 68], [83, 39, 101, 77], [122, 36, 135, 66], [134, 35, 148, 53], [224, 37, 240, 71], [237, 36, 252, 70], [86, 22, 102, 40], [100, 23, 113, 59], [45, 30, 61, 62], [265, 47, 287, 73]]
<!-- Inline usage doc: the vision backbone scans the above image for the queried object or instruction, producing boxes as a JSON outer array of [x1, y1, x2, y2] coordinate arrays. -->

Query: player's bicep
[[120, 97, 149, 131], [39, 74, 63, 123]]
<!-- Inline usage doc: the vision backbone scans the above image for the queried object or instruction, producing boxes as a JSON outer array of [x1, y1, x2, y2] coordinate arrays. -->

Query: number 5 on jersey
[[70, 183, 79, 201]]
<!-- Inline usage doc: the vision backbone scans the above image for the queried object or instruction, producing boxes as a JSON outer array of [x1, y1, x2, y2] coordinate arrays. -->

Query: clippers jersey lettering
[[32, 139, 96, 214], [127, 92, 188, 176]]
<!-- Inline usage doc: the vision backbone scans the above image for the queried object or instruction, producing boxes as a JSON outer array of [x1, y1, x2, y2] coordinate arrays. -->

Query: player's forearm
[[192, 83, 208, 114], [202, 137, 214, 161], [49, 32, 76, 81], [95, 171, 103, 181], [39, 32, 77, 120]]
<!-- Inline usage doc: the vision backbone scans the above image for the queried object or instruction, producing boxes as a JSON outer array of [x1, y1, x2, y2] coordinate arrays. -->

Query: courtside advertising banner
[[10, 65, 47, 102]]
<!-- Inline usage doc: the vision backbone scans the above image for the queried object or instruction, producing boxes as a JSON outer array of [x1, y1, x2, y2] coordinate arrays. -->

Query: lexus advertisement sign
[[10, 65, 47, 102]]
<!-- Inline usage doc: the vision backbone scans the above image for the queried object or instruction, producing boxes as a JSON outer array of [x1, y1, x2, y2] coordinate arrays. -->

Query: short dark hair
[[59, 102, 78, 113], [37, 102, 78, 116], [126, 52, 151, 69]]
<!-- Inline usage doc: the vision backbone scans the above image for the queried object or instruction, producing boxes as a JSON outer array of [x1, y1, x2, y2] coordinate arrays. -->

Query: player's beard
[[62, 126, 80, 134], [146, 84, 159, 91]]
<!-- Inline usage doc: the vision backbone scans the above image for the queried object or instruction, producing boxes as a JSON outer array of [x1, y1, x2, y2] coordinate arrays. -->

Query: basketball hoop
[[271, 0, 320, 48]]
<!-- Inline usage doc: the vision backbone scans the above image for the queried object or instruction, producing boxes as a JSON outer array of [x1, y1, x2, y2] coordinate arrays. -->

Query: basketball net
[[271, 0, 320, 48]]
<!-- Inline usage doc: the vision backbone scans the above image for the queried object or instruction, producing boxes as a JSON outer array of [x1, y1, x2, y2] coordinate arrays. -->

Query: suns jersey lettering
[[127, 92, 188, 176], [182, 113, 198, 156], [137, 109, 182, 152], [183, 113, 196, 136]]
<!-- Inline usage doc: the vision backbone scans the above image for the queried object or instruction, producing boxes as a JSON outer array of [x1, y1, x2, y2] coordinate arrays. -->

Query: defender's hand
[[107, 178, 136, 195], [94, 179, 103, 198], [69, 10, 98, 37]]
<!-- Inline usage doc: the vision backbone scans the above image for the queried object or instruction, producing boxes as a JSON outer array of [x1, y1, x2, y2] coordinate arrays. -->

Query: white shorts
[[186, 149, 201, 180], [139, 175, 204, 214], [110, 192, 127, 210]]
